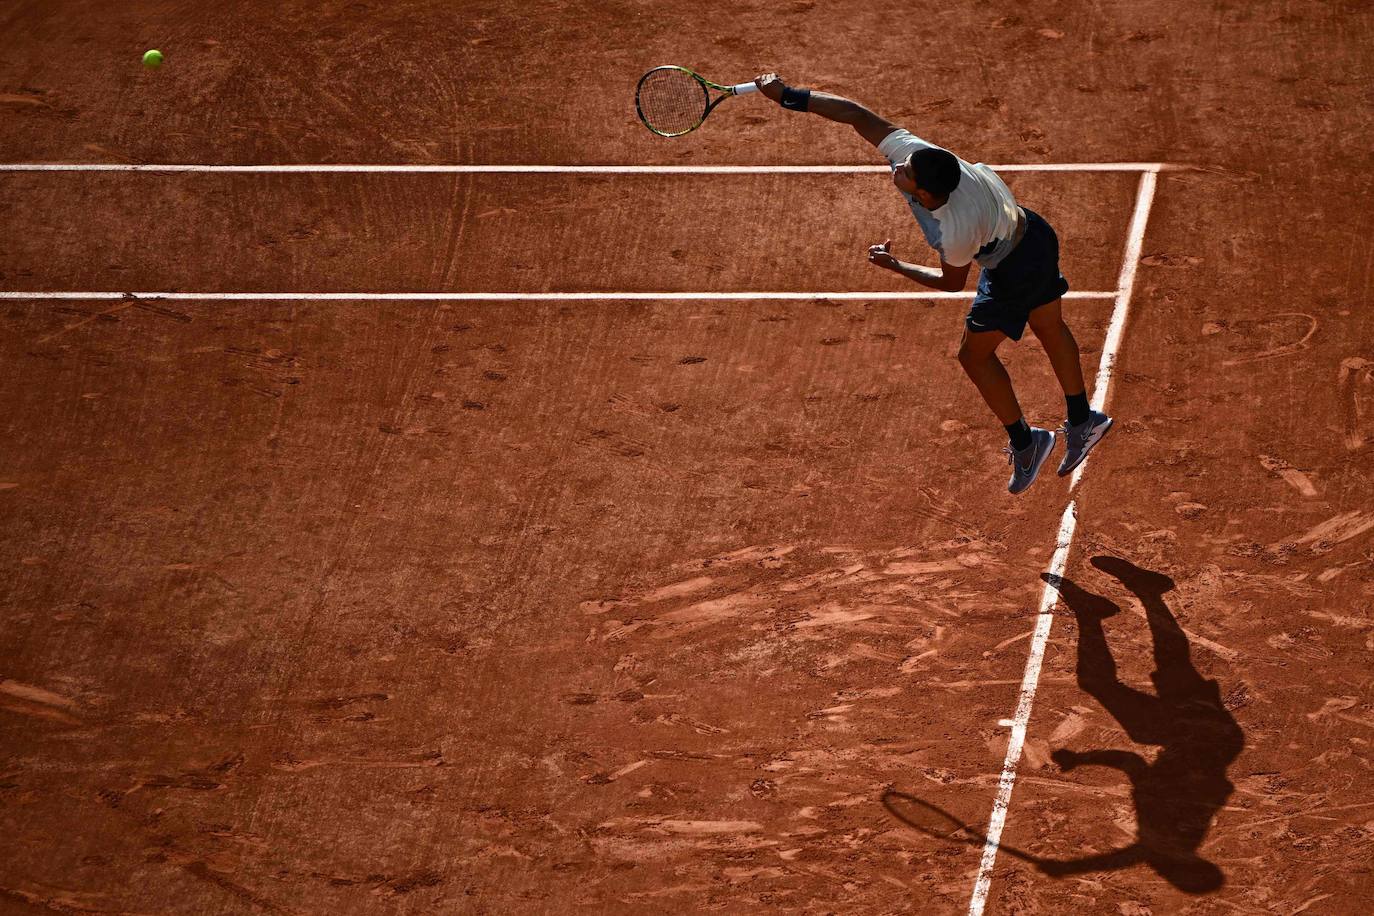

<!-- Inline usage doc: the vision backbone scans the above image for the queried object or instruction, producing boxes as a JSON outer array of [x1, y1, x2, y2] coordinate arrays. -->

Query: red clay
[[2, 1, 1372, 914]]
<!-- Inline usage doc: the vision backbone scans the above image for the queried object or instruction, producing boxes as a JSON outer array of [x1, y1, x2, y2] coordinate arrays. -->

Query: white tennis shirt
[[877, 128, 1021, 269]]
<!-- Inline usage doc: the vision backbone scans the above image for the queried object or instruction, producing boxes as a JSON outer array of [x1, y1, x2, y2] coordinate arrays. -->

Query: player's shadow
[[882, 555, 1244, 893]]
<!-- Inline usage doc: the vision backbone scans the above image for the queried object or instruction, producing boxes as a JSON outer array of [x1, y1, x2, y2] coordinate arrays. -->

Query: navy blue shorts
[[966, 208, 1070, 341]]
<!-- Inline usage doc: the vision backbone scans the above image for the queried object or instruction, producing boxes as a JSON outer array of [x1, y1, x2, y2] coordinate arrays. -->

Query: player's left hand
[[867, 239, 899, 271]]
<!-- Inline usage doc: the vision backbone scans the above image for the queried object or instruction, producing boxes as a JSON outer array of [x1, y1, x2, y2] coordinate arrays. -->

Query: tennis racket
[[635, 66, 760, 137]]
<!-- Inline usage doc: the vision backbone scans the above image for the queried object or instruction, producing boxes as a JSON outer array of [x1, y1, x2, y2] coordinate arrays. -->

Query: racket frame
[[635, 66, 759, 137]]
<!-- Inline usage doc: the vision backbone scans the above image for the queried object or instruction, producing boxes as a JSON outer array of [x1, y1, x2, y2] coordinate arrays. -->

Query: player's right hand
[[754, 73, 786, 103]]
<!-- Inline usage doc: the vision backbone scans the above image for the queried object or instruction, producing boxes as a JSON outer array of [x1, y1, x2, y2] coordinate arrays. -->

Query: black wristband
[[780, 86, 811, 112]]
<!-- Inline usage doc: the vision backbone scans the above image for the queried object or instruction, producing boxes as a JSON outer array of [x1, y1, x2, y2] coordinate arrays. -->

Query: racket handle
[[731, 81, 761, 95]]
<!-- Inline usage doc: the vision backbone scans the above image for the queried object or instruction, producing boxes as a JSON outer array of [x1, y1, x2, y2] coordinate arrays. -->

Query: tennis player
[[754, 73, 1113, 493]]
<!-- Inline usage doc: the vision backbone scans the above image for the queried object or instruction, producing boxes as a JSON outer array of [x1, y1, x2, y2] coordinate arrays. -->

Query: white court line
[[1080, 172, 1160, 434], [0, 290, 1117, 302], [969, 502, 1078, 910], [0, 162, 1169, 174], [966, 168, 1159, 916]]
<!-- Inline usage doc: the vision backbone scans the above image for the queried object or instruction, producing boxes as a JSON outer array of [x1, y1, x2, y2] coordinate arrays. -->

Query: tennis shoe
[[1057, 409, 1114, 477], [1005, 427, 1056, 495]]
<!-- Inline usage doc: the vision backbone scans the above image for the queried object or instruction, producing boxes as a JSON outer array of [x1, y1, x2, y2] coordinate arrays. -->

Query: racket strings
[[637, 69, 709, 136]]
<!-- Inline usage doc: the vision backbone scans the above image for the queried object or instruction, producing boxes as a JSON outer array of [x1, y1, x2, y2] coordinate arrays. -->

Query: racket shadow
[[879, 790, 1039, 862], [880, 789, 1165, 884]]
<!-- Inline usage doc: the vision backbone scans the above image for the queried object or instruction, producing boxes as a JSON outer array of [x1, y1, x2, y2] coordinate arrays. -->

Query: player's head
[[893, 147, 961, 208]]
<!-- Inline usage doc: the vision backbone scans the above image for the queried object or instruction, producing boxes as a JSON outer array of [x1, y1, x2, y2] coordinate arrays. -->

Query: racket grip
[[731, 82, 761, 95]]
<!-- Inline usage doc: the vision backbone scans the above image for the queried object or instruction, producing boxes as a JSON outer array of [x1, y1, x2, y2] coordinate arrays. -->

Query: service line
[[0, 162, 1170, 174], [0, 290, 1119, 302], [967, 169, 1160, 915]]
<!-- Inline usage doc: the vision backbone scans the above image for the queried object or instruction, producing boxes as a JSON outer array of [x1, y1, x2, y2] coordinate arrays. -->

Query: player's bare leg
[[1027, 299, 1087, 397], [956, 327, 1020, 423], [1027, 299, 1114, 477], [957, 327, 1056, 494]]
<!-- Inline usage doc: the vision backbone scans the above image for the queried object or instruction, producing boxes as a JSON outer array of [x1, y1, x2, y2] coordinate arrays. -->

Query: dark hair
[[909, 147, 961, 197]]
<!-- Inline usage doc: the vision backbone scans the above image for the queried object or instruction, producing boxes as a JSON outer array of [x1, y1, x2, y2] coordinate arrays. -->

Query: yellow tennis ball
[[142, 49, 163, 69]]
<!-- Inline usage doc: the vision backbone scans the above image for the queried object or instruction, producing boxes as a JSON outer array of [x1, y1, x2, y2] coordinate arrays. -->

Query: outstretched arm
[[754, 74, 968, 291], [754, 73, 898, 149]]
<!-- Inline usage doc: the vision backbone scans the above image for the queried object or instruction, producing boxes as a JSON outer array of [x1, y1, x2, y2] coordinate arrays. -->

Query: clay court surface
[[3, 1, 1373, 913]]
